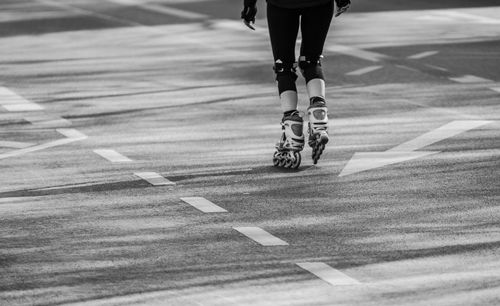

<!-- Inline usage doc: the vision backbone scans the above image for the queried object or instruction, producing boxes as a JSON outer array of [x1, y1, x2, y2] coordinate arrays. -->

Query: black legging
[[267, 1, 334, 94]]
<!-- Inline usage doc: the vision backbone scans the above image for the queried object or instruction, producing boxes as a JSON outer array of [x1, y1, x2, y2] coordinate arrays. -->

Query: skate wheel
[[273, 151, 280, 167], [290, 152, 301, 169], [312, 143, 325, 165], [283, 152, 294, 168], [278, 155, 287, 167]]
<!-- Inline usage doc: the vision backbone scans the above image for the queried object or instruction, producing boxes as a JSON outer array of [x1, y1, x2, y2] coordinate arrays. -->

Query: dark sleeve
[[244, 0, 257, 6]]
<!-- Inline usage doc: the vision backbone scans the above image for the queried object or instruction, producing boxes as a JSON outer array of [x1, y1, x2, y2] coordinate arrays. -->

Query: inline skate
[[273, 111, 304, 169], [308, 97, 329, 164]]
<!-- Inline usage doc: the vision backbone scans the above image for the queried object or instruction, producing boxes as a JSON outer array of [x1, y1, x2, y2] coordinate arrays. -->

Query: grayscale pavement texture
[[0, 0, 499, 305]]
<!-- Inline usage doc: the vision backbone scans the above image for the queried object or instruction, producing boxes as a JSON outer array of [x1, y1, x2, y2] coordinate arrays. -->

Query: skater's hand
[[335, 0, 351, 17], [241, 0, 257, 30]]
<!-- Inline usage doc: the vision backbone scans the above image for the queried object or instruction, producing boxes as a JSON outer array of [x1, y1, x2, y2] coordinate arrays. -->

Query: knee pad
[[299, 55, 324, 83], [273, 59, 298, 94]]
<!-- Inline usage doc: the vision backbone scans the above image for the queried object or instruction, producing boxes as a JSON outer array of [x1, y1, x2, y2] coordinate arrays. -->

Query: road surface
[[1, 0, 499, 305]]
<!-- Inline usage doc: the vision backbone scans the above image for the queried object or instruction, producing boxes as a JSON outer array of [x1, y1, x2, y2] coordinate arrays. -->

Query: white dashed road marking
[[0, 87, 44, 112], [181, 197, 227, 213], [135, 172, 175, 186], [93, 149, 133, 163], [407, 50, 439, 59], [57, 128, 87, 139], [233, 227, 288, 246], [296, 262, 361, 286], [346, 65, 383, 76], [489, 87, 500, 93], [449, 75, 494, 84]]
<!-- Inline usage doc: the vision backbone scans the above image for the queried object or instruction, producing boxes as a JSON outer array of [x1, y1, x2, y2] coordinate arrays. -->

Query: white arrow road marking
[[0, 141, 34, 149], [388, 121, 492, 152], [339, 120, 493, 177], [234, 227, 288, 246], [296, 262, 361, 286], [0, 129, 87, 160], [340, 151, 439, 177]]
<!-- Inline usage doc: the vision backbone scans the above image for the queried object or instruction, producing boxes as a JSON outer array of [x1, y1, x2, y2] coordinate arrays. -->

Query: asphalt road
[[1, 1, 499, 305]]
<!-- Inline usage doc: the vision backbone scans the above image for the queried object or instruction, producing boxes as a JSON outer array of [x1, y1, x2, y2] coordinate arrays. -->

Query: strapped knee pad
[[299, 55, 325, 83], [273, 59, 298, 95]]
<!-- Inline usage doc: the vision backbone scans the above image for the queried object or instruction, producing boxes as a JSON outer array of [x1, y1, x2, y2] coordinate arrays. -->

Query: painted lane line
[[135, 172, 175, 186], [489, 87, 500, 93], [0, 87, 44, 111], [57, 128, 87, 139], [346, 65, 383, 76], [425, 64, 448, 72], [211, 19, 268, 33], [0, 134, 87, 160], [407, 50, 439, 59], [340, 120, 493, 176], [340, 151, 439, 177], [3, 104, 44, 111], [327, 45, 388, 62], [141, 4, 208, 20], [108, 0, 208, 19], [106, 0, 142, 4], [93, 149, 133, 163], [0, 87, 27, 104], [449, 75, 494, 84], [296, 262, 361, 286], [38, 0, 145, 26], [25, 115, 72, 126], [416, 11, 500, 24], [233, 227, 288, 246], [0, 141, 34, 149], [395, 65, 420, 72], [389, 120, 492, 152], [434, 11, 500, 25], [181, 197, 227, 213]]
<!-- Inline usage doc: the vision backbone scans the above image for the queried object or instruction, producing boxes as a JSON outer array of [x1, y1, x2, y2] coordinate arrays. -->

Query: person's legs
[[267, 3, 300, 114], [299, 1, 334, 101]]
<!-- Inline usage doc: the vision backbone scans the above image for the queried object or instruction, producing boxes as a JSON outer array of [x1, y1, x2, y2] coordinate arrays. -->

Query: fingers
[[335, 4, 350, 17], [243, 19, 256, 30]]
